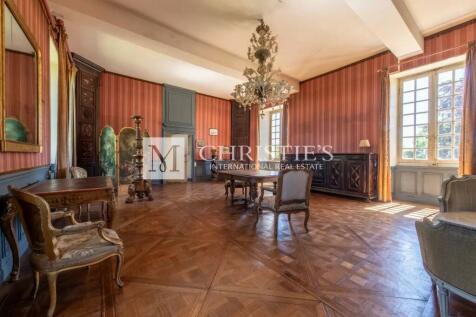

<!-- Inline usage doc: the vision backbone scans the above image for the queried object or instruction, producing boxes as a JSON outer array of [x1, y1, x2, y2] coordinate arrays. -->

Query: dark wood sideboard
[[284, 153, 378, 201]]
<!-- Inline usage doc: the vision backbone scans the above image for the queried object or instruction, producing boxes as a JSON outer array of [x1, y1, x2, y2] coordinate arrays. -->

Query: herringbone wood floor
[[2, 181, 476, 316]]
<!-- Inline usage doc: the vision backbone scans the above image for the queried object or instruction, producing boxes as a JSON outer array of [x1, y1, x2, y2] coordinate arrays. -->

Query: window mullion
[[429, 71, 437, 165]]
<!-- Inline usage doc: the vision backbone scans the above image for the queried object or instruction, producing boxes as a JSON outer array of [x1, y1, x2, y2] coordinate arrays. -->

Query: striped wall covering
[[99, 72, 163, 137], [287, 19, 476, 154], [195, 94, 231, 160], [401, 20, 476, 71], [0, 0, 50, 173]]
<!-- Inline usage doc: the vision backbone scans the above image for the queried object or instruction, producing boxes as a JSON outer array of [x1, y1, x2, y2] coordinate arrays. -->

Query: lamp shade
[[359, 139, 370, 148]]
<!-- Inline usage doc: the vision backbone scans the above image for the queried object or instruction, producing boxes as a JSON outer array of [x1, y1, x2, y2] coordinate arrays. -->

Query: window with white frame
[[270, 111, 281, 160], [399, 64, 465, 165]]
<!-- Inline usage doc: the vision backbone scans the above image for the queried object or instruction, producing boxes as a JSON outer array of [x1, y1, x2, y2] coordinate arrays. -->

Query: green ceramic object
[[99, 126, 116, 182], [5, 117, 28, 142]]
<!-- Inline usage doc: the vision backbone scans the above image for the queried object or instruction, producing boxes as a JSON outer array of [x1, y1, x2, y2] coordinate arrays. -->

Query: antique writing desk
[[0, 176, 116, 281]]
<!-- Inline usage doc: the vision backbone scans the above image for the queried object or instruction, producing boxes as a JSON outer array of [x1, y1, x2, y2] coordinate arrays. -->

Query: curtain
[[459, 41, 476, 175], [56, 19, 74, 178], [378, 68, 392, 202]]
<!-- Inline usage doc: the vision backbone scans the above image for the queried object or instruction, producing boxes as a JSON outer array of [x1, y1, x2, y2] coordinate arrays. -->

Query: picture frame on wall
[[209, 128, 218, 136]]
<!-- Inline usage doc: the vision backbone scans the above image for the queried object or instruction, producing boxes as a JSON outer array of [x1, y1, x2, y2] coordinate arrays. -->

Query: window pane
[[455, 68, 465, 81], [438, 110, 452, 122], [402, 114, 414, 126], [415, 137, 428, 148], [454, 148, 459, 160], [416, 77, 429, 89], [416, 88, 429, 101], [438, 148, 452, 160], [438, 84, 452, 97], [438, 122, 452, 135], [402, 137, 414, 148], [403, 126, 414, 137], [438, 136, 452, 147], [416, 101, 428, 113], [454, 122, 461, 134], [454, 81, 464, 94], [415, 113, 428, 124], [403, 80, 415, 92], [403, 103, 414, 114], [454, 95, 463, 108], [402, 149, 414, 159], [415, 125, 428, 136], [415, 149, 428, 160], [454, 135, 460, 147], [403, 92, 415, 103], [438, 97, 451, 109], [454, 107, 463, 121], [438, 71, 453, 85]]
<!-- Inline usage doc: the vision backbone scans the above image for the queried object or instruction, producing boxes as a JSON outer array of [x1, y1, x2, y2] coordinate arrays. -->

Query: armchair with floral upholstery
[[8, 186, 124, 317]]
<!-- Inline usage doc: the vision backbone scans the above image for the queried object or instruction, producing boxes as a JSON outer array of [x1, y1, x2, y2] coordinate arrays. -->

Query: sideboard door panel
[[327, 159, 345, 190], [346, 160, 365, 193]]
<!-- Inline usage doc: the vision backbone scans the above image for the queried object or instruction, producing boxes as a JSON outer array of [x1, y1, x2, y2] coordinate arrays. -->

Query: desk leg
[[106, 191, 117, 228], [0, 202, 20, 282]]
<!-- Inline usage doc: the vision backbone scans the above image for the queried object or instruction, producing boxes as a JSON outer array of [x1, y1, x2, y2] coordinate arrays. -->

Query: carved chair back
[[70, 166, 88, 179], [440, 175, 476, 212], [8, 187, 58, 260], [275, 169, 312, 211]]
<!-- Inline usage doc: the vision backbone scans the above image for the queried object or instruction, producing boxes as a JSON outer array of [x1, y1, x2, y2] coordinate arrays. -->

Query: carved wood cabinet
[[72, 54, 104, 176], [284, 153, 378, 201], [231, 101, 250, 160]]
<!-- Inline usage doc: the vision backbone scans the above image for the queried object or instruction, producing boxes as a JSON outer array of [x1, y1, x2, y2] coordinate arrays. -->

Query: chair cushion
[[225, 180, 247, 188], [56, 227, 121, 259], [262, 186, 276, 193], [31, 228, 122, 271], [260, 196, 307, 212]]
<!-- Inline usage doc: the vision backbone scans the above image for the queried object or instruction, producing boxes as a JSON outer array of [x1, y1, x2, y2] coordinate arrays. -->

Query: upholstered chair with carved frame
[[8, 186, 124, 317], [416, 175, 476, 317], [258, 169, 313, 237]]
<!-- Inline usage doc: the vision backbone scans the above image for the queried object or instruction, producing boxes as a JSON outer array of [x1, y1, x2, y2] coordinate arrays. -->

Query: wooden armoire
[[72, 53, 104, 176], [231, 101, 250, 161]]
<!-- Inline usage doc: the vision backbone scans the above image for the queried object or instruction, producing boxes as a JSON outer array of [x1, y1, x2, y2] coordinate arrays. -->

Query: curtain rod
[[378, 42, 469, 73]]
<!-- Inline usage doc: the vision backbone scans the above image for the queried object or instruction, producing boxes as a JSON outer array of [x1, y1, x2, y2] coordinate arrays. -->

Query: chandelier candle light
[[231, 19, 292, 114]]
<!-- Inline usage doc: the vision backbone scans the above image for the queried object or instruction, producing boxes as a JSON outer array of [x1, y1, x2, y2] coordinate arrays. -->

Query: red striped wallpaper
[[99, 72, 163, 137], [0, 0, 50, 173], [287, 19, 476, 154], [195, 94, 231, 160]]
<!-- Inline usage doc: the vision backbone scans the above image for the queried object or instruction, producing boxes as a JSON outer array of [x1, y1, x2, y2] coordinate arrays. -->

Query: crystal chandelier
[[231, 19, 292, 113]]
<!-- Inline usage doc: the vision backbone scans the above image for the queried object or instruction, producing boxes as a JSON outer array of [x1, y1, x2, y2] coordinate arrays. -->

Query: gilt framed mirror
[[0, 0, 42, 152]]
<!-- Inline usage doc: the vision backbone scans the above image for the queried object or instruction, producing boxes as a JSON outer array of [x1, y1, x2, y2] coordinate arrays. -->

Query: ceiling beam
[[344, 0, 423, 59], [50, 0, 299, 90]]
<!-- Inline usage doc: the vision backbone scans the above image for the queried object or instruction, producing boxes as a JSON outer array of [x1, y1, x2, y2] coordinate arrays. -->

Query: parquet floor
[[2, 181, 476, 316]]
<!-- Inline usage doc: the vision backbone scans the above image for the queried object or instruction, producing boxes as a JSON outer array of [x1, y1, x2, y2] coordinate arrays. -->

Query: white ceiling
[[50, 0, 476, 99]]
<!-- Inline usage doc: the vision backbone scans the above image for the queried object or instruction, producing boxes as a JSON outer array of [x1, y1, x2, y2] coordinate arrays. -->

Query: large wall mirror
[[0, 0, 41, 152]]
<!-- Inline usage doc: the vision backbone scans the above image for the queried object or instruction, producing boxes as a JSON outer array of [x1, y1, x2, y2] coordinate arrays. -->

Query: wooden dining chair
[[8, 186, 124, 317], [258, 169, 313, 237]]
